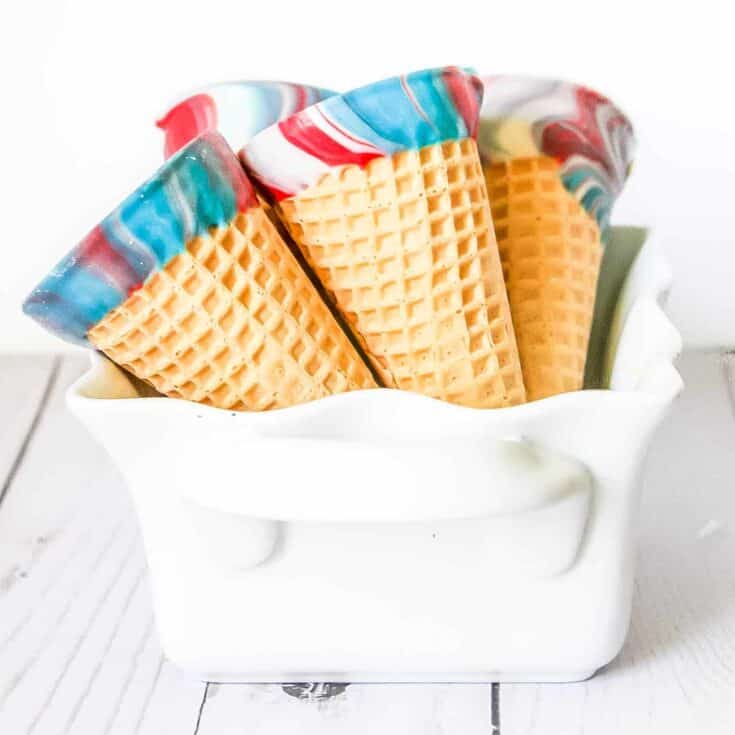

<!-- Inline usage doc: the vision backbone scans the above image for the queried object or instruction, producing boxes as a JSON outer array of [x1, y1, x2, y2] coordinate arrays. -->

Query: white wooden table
[[0, 351, 733, 734]]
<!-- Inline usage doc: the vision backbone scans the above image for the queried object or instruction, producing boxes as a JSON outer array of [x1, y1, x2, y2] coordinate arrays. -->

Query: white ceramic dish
[[68, 226, 682, 683]]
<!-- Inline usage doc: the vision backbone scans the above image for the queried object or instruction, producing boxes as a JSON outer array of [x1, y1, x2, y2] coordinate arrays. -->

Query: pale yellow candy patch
[[478, 118, 539, 162]]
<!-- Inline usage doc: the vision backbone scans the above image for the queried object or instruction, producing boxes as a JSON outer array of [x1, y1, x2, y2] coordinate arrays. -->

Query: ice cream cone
[[23, 133, 376, 410], [478, 76, 635, 401], [243, 67, 525, 409], [485, 155, 602, 400]]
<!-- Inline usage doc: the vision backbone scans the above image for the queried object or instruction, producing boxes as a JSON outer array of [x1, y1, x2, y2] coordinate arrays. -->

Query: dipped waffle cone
[[88, 206, 377, 411], [276, 138, 526, 409], [483, 156, 602, 401]]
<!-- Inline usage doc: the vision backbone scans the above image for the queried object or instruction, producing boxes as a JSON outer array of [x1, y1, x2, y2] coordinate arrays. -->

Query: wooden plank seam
[[0, 356, 61, 506]]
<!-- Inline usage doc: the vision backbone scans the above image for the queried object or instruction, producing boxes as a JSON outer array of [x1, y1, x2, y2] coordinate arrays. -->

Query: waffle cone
[[483, 156, 602, 402], [88, 207, 377, 411], [276, 139, 525, 409]]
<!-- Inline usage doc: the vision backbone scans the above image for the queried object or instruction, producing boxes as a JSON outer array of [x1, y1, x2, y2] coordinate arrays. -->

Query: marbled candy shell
[[242, 67, 483, 201], [478, 75, 635, 233], [157, 81, 336, 158], [23, 133, 255, 345]]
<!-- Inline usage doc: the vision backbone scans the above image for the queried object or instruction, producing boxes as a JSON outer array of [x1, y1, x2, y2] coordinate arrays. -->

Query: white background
[[2, 0, 733, 351]]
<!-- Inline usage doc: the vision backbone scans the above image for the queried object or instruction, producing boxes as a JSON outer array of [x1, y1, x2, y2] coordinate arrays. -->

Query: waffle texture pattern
[[484, 155, 602, 401], [478, 75, 635, 235], [88, 208, 376, 411], [279, 139, 525, 408], [23, 133, 255, 346], [241, 67, 483, 201]]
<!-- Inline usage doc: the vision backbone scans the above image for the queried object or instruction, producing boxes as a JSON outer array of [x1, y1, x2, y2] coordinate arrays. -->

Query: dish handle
[[167, 439, 593, 577]]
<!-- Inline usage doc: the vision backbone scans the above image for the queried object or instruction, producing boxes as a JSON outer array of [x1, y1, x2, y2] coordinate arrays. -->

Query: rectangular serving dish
[[68, 226, 682, 683]]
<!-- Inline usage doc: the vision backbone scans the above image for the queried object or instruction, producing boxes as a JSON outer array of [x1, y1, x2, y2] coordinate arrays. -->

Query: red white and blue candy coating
[[478, 75, 635, 233], [23, 132, 256, 346], [242, 67, 483, 201], [157, 81, 336, 159]]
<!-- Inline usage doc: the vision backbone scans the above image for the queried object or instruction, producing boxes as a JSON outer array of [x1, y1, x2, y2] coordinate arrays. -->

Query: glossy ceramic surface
[[68, 227, 681, 682]]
